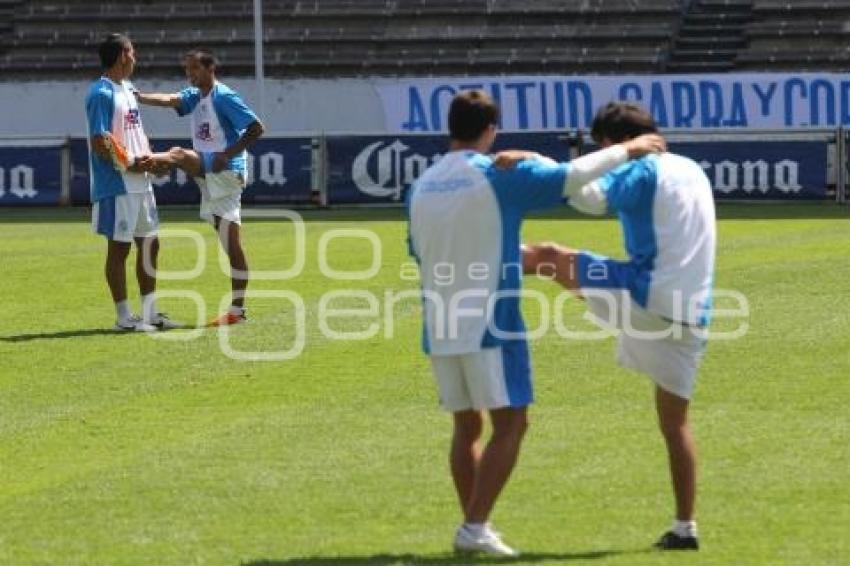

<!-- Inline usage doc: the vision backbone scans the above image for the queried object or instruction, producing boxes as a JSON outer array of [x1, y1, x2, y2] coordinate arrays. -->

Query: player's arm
[[563, 134, 663, 214], [90, 134, 112, 161], [493, 134, 665, 214], [134, 91, 181, 108], [212, 120, 265, 172]]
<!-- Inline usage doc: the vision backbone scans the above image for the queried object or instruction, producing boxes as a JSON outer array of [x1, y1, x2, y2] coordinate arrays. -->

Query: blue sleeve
[[216, 91, 259, 132], [86, 87, 113, 137], [175, 87, 201, 116], [484, 158, 567, 213], [598, 158, 657, 212]]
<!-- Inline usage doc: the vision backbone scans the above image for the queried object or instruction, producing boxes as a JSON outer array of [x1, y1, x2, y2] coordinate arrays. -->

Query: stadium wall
[[3, 73, 850, 137]]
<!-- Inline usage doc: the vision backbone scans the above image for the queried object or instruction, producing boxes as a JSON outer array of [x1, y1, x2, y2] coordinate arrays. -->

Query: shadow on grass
[[0, 328, 127, 342], [0, 326, 201, 342], [244, 548, 650, 565]]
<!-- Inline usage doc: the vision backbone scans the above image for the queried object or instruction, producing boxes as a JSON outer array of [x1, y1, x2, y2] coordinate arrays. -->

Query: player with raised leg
[[135, 49, 265, 326], [503, 102, 715, 551]]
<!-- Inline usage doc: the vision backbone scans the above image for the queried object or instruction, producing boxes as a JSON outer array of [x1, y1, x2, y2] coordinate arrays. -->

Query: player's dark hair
[[591, 102, 658, 144], [185, 49, 218, 70], [448, 90, 499, 142], [98, 33, 131, 70]]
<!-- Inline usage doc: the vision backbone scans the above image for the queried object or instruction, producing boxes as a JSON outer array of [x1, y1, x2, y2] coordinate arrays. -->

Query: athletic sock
[[463, 522, 487, 536], [115, 300, 131, 321], [228, 305, 245, 317], [141, 293, 158, 323], [672, 519, 698, 538]]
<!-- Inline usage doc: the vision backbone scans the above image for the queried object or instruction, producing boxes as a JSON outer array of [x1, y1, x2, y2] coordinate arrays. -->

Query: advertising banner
[[0, 143, 64, 205]]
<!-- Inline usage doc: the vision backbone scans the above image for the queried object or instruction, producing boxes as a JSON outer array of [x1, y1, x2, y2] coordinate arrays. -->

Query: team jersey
[[85, 77, 152, 200], [582, 152, 716, 327], [407, 151, 567, 356], [175, 81, 258, 175]]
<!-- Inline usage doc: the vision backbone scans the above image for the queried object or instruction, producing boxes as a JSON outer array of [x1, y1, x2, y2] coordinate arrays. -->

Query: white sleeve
[[568, 180, 608, 215], [563, 145, 627, 195], [560, 144, 628, 216]]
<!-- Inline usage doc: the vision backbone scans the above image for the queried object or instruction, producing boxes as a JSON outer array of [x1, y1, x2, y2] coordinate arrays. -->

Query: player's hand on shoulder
[[623, 133, 666, 159], [493, 150, 540, 169]]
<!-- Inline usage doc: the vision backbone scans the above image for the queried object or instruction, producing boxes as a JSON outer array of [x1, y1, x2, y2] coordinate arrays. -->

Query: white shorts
[[92, 192, 159, 242], [196, 171, 244, 225], [430, 341, 533, 412], [584, 290, 706, 400]]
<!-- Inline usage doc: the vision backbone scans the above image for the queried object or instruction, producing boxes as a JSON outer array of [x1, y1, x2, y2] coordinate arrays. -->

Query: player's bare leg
[[105, 240, 131, 304], [656, 386, 697, 520], [653, 385, 699, 550], [464, 406, 528, 524], [450, 410, 484, 512], [144, 146, 204, 177], [134, 236, 158, 297], [522, 242, 580, 290], [213, 215, 249, 309]]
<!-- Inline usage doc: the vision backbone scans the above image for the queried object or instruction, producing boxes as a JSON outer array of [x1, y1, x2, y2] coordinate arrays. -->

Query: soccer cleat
[[654, 530, 699, 551], [453, 524, 518, 557], [148, 312, 182, 330], [114, 315, 157, 332], [207, 311, 247, 327]]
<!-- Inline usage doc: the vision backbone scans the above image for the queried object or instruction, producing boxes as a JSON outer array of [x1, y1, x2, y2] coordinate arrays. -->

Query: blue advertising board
[[0, 143, 64, 205], [326, 132, 570, 204], [69, 136, 314, 206], [582, 139, 831, 200], [668, 140, 829, 200]]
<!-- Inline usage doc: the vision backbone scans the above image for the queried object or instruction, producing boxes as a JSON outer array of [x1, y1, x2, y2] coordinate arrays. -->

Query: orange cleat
[[207, 311, 247, 327]]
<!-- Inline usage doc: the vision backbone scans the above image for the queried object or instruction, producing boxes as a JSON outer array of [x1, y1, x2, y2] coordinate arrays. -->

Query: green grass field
[[1, 204, 848, 565]]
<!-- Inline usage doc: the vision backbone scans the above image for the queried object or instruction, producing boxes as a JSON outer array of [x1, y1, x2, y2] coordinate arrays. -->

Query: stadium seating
[[4, 0, 847, 77], [737, 0, 850, 70], [0, 0, 679, 77], [667, 0, 754, 73]]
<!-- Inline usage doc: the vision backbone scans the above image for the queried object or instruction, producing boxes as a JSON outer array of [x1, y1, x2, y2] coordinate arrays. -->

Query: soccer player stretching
[[135, 50, 265, 326], [407, 91, 664, 556], [514, 102, 715, 550], [85, 33, 177, 331]]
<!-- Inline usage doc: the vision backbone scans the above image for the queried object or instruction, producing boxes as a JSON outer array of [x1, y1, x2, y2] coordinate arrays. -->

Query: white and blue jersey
[[408, 150, 568, 356], [575, 153, 716, 327], [85, 77, 152, 201], [175, 81, 258, 175]]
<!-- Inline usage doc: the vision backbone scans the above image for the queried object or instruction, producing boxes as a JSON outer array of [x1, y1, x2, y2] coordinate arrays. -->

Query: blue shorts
[[429, 340, 532, 412]]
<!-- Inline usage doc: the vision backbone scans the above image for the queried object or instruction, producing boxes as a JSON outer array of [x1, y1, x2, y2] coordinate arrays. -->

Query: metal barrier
[[0, 129, 846, 207]]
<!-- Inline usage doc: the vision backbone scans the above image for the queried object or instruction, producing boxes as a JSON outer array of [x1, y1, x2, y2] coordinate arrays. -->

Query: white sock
[[228, 305, 245, 316], [463, 522, 486, 535], [115, 300, 131, 321], [141, 293, 157, 323], [672, 519, 697, 538]]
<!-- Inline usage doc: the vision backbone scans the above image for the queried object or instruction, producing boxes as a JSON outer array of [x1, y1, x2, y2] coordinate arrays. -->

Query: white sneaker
[[453, 523, 518, 557], [114, 314, 157, 332], [148, 312, 182, 330]]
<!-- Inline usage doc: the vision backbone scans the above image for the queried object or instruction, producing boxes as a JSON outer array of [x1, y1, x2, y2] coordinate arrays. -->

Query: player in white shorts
[[85, 33, 177, 332], [513, 102, 715, 551], [408, 90, 665, 557], [135, 49, 265, 326]]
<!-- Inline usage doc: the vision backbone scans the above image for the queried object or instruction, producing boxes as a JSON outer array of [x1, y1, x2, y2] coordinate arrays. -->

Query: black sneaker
[[654, 530, 699, 550]]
